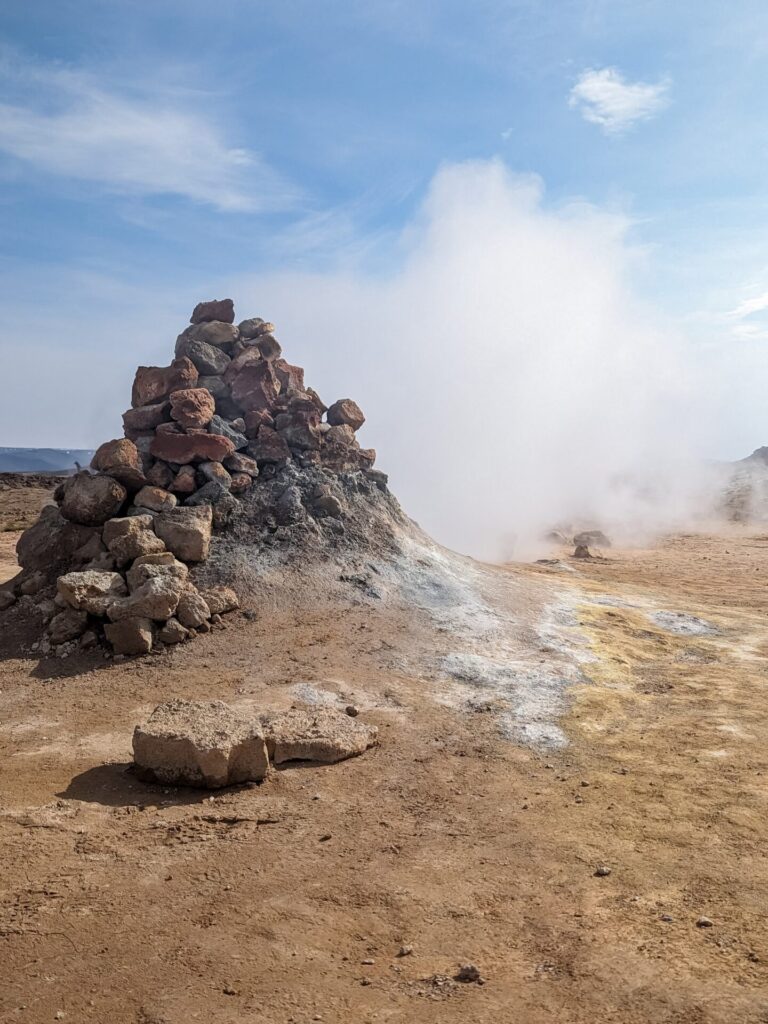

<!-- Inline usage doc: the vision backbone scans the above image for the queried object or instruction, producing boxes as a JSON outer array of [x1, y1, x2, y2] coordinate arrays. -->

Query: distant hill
[[0, 448, 95, 473]]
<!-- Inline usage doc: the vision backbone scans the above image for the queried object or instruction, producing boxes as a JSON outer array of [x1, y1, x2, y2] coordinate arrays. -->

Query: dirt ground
[[2, 491, 768, 1023]]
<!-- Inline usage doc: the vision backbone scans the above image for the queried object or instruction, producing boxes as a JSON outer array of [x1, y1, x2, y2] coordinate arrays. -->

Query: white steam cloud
[[235, 159, 718, 559]]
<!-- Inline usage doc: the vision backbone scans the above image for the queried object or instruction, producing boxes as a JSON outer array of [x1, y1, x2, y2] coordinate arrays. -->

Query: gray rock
[[175, 587, 211, 628], [107, 575, 184, 622], [153, 505, 213, 562], [184, 480, 230, 507], [158, 617, 188, 644], [0, 590, 17, 611], [57, 570, 128, 615], [176, 337, 231, 375], [48, 607, 89, 644], [208, 415, 248, 450]]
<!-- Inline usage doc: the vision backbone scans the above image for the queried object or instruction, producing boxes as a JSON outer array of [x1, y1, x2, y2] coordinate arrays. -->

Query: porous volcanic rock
[[260, 707, 378, 764], [57, 570, 128, 615], [170, 388, 216, 429], [103, 515, 166, 566], [91, 439, 146, 489], [133, 699, 269, 788], [327, 399, 365, 432]]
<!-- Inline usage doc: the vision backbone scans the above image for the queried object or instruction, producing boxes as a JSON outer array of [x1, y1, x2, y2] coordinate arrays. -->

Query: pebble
[[361, 958, 375, 965], [345, 705, 359, 717], [398, 944, 414, 957], [319, 833, 332, 842], [455, 963, 483, 984], [594, 865, 612, 877], [660, 914, 674, 922], [696, 916, 714, 928]]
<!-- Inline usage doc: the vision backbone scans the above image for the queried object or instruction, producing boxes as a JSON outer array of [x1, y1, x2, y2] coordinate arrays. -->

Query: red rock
[[170, 465, 197, 494], [191, 298, 235, 324], [326, 423, 356, 446], [246, 427, 290, 463], [273, 359, 305, 392], [275, 410, 321, 450], [146, 460, 174, 489], [156, 421, 183, 435], [223, 346, 262, 384], [223, 452, 259, 475], [306, 388, 327, 414], [122, 402, 169, 438], [244, 409, 274, 438], [230, 360, 280, 412], [91, 438, 146, 489], [132, 358, 198, 408], [170, 388, 216, 429], [327, 399, 365, 431], [150, 432, 235, 464], [230, 473, 253, 493]]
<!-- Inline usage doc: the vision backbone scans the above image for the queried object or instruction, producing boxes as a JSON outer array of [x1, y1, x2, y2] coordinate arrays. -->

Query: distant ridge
[[0, 448, 95, 473]]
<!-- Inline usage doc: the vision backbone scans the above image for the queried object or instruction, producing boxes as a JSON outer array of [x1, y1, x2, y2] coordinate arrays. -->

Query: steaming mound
[[722, 446, 768, 523], [1, 298, 411, 656]]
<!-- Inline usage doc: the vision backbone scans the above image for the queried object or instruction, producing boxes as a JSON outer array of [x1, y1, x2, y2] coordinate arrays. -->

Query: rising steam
[[238, 159, 718, 559]]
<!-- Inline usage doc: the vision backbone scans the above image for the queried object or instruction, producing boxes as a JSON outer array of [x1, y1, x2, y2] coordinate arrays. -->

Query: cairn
[[3, 299, 385, 656]]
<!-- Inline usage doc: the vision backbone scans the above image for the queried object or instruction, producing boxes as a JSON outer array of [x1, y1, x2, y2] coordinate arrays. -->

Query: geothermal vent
[[3, 298, 408, 656]]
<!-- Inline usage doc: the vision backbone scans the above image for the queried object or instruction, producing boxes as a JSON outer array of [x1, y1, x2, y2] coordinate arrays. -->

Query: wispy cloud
[[0, 53, 297, 212], [569, 66, 670, 135]]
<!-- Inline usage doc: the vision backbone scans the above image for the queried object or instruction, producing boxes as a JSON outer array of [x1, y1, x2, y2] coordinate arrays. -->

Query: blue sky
[[1, 0, 768, 464]]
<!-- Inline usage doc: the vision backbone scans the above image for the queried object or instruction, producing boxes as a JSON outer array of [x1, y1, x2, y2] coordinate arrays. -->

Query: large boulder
[[132, 699, 269, 788], [103, 515, 166, 566], [169, 388, 216, 429], [190, 299, 235, 325], [59, 472, 127, 527], [260, 708, 379, 764], [149, 432, 235, 465], [57, 570, 127, 615], [16, 505, 97, 574], [132, 358, 198, 408], [105, 617, 153, 655], [327, 399, 365, 432], [153, 505, 213, 562], [91, 439, 146, 489]]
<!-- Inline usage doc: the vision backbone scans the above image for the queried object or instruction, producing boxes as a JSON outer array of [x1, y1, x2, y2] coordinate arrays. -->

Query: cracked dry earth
[[2, 501, 768, 1022]]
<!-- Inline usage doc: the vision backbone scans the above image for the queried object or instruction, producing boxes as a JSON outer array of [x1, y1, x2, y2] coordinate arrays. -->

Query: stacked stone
[[5, 298, 377, 657]]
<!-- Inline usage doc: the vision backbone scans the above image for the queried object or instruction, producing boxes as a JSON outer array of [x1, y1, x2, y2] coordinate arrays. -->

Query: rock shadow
[[57, 762, 219, 808]]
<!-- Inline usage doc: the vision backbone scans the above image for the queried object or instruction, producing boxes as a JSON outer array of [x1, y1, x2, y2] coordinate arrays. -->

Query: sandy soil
[[2, 494, 768, 1023]]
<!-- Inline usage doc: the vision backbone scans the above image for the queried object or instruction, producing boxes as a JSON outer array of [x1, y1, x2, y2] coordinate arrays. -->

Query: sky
[[1, 1, 768, 553]]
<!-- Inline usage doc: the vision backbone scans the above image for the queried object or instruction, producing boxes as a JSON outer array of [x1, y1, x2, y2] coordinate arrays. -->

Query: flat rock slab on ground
[[261, 706, 379, 764], [133, 699, 269, 788]]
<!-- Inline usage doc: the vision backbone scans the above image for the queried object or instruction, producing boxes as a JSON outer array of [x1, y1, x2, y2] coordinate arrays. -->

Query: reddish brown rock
[[150, 432, 235, 465], [244, 408, 274, 438], [230, 472, 252, 493], [246, 427, 290, 463], [170, 388, 216, 429], [145, 460, 174, 489], [326, 423, 357, 446], [273, 359, 305, 392], [122, 402, 169, 438], [170, 465, 197, 494], [191, 298, 235, 324], [275, 410, 322, 450], [135, 486, 177, 512], [132, 358, 198, 408], [223, 452, 259, 475], [223, 346, 262, 384], [306, 388, 327, 415], [327, 399, 365, 431], [230, 360, 280, 412], [91, 438, 146, 489]]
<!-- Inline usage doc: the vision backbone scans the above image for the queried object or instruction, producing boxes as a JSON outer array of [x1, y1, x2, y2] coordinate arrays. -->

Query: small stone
[[455, 964, 483, 984], [345, 705, 359, 717], [158, 617, 189, 644], [696, 916, 714, 928], [397, 945, 413, 957], [594, 865, 612, 877], [660, 914, 674, 922], [361, 958, 375, 965]]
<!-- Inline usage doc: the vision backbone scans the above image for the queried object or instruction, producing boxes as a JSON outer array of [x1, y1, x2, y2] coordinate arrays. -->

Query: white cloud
[[728, 290, 768, 320], [0, 54, 297, 212], [569, 66, 670, 135]]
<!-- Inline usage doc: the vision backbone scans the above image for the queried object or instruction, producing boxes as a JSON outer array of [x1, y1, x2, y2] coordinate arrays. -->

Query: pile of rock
[[3, 298, 379, 656]]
